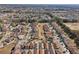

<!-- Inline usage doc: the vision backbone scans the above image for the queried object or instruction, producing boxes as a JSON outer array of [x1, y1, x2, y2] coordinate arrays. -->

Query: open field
[[64, 23, 79, 31], [0, 40, 16, 54], [64, 23, 79, 35]]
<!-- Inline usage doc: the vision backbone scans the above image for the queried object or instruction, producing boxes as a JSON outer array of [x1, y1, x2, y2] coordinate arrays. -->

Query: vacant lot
[[64, 23, 79, 35]]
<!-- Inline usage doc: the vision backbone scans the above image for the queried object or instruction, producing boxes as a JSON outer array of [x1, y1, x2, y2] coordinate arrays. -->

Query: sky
[[0, 0, 79, 4]]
